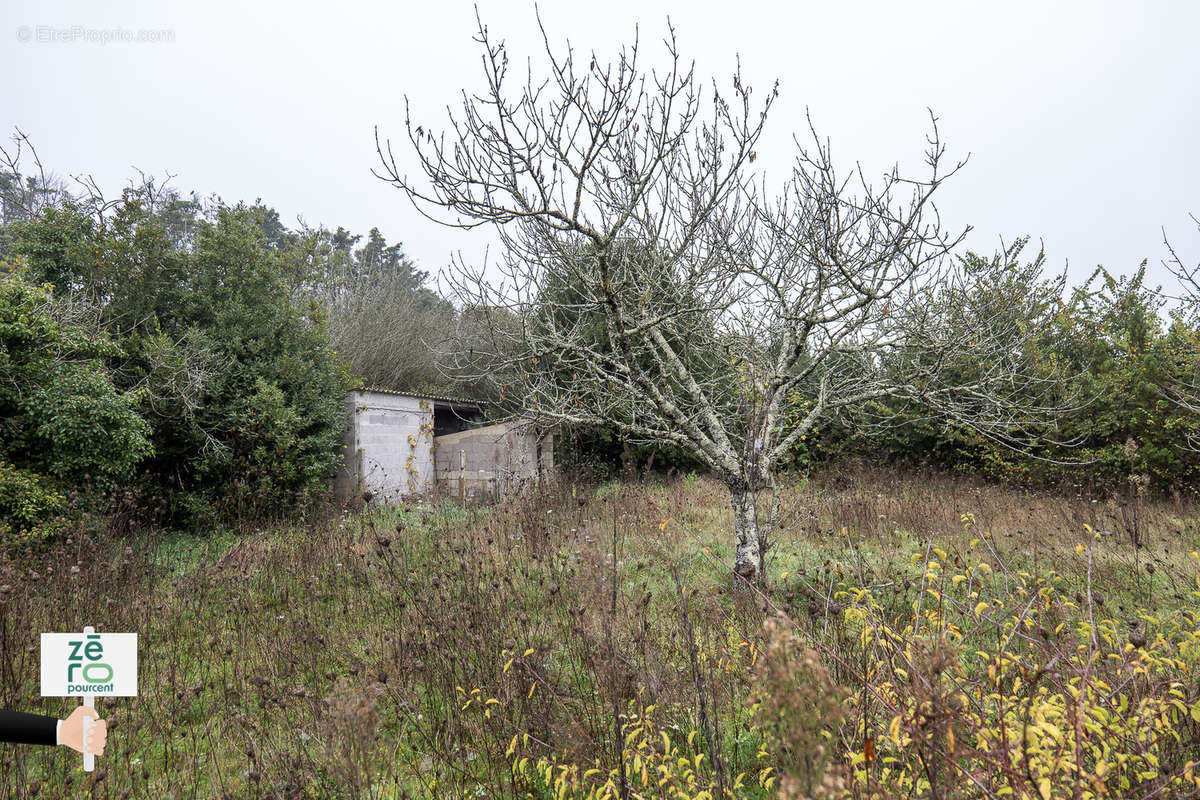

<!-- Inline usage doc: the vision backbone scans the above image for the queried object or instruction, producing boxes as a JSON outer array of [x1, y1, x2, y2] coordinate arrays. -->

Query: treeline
[[0, 159, 462, 544], [820, 242, 1200, 493], [565, 238, 1200, 495], [1, 152, 1197, 545]]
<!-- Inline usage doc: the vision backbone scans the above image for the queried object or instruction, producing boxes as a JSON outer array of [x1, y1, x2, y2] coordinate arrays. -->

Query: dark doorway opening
[[433, 402, 480, 437]]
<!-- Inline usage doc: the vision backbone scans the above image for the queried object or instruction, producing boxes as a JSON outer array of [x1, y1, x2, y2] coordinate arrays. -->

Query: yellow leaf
[[659, 517, 673, 531]]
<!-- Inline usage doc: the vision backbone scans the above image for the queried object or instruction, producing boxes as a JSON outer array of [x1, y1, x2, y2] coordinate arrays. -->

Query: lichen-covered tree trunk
[[729, 480, 761, 584]]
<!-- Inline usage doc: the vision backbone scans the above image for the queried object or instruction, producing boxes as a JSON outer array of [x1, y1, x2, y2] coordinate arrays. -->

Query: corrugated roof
[[353, 386, 485, 408]]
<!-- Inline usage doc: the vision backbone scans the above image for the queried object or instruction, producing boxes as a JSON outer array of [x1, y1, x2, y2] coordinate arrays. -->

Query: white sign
[[40, 632, 138, 697]]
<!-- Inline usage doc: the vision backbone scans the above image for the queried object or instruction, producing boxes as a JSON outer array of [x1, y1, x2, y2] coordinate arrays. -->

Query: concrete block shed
[[335, 388, 553, 505]]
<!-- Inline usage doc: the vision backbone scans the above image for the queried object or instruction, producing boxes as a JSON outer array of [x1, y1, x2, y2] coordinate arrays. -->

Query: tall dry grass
[[0, 467, 1196, 799]]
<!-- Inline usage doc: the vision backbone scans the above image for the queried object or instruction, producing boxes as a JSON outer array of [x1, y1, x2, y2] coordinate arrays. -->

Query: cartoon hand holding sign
[[39, 626, 137, 770], [0, 705, 104, 752]]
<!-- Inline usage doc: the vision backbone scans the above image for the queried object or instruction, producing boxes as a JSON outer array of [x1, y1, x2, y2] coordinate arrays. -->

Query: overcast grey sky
[[2, 1, 1196, 292]]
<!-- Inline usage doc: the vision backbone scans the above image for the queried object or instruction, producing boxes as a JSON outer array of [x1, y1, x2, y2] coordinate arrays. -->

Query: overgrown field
[[2, 468, 1200, 799]]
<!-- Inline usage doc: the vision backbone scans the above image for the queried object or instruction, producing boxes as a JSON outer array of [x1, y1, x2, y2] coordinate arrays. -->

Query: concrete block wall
[[434, 422, 554, 499], [337, 390, 435, 504]]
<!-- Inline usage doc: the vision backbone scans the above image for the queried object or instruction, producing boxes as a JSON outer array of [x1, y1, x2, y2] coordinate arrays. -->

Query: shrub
[[8, 200, 351, 525], [0, 269, 150, 541], [0, 459, 66, 545], [182, 206, 350, 519], [831, 535, 1200, 799]]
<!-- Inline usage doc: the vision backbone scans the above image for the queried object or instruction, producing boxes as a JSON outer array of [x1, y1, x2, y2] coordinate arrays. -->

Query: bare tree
[[0, 128, 74, 229], [326, 279, 455, 393], [377, 14, 1069, 581]]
